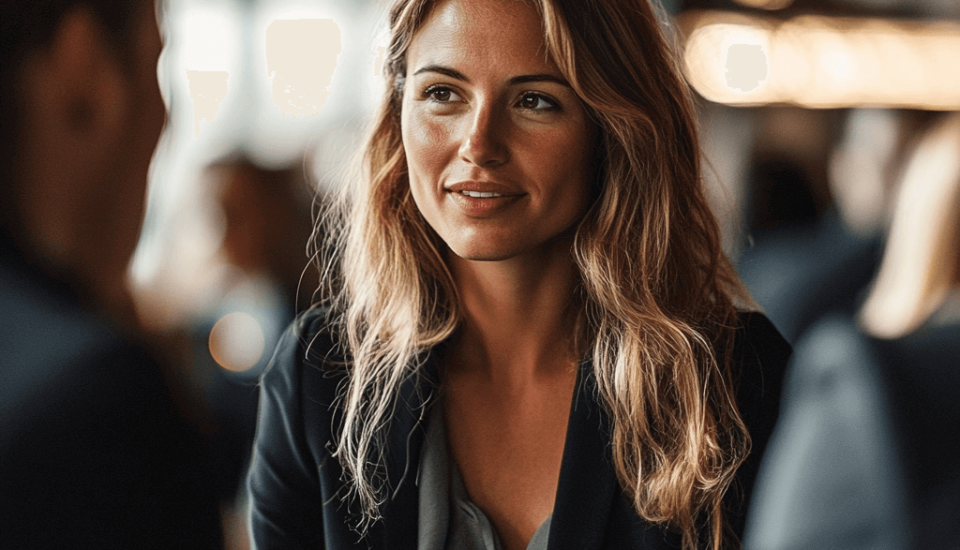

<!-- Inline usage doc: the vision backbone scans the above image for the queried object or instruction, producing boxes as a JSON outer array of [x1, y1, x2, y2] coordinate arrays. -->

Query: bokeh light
[[208, 311, 266, 372]]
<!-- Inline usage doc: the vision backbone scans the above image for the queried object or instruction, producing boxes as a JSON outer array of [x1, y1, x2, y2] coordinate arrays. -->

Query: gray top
[[418, 401, 552, 550]]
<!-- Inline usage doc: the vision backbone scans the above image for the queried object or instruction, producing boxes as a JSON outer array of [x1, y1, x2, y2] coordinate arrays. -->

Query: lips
[[459, 190, 503, 198], [445, 181, 524, 197], [444, 181, 525, 217]]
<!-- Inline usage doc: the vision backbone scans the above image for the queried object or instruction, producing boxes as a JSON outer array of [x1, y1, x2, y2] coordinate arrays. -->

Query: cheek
[[536, 126, 595, 213], [138, 6, 166, 150], [566, 117, 598, 176], [401, 107, 452, 193], [401, 108, 438, 228]]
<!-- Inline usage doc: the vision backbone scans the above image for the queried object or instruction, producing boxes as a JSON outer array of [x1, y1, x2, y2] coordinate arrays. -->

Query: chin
[[457, 252, 518, 263], [440, 233, 524, 262], [441, 227, 577, 264], [446, 244, 519, 263]]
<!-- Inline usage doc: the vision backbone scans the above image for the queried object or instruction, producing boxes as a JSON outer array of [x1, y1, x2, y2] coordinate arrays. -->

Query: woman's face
[[400, 0, 595, 262]]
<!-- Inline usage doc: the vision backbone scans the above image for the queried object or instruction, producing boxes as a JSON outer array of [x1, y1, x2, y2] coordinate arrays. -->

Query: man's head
[[1, 0, 165, 319]]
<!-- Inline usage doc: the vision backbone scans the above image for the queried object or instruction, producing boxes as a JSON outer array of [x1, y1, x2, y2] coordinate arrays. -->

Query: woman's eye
[[425, 86, 462, 103], [518, 92, 557, 111]]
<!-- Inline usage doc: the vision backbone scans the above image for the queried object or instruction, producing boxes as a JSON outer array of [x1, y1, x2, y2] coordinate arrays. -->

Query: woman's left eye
[[517, 92, 558, 111]]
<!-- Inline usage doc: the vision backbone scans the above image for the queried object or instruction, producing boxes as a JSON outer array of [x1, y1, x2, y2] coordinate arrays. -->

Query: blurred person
[[182, 155, 324, 505], [744, 112, 960, 550], [0, 1, 223, 548], [735, 109, 906, 344], [210, 155, 322, 316], [247, 0, 791, 549]]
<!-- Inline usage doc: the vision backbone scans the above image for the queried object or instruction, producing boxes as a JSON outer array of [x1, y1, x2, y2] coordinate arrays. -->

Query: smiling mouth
[[446, 181, 522, 198], [447, 184, 524, 217], [458, 190, 505, 198]]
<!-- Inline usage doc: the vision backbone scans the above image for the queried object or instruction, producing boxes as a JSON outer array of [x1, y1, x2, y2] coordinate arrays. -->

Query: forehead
[[407, 0, 555, 76]]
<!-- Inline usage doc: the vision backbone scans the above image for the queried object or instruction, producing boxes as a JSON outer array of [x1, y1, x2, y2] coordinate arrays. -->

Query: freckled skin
[[400, 0, 595, 263]]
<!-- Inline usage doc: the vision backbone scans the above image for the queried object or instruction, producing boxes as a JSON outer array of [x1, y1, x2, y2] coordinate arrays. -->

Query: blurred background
[[130, 0, 960, 547]]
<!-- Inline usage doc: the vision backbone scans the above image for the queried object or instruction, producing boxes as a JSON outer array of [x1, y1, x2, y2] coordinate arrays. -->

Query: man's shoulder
[[0, 264, 224, 548], [0, 261, 148, 436], [0, 259, 115, 371]]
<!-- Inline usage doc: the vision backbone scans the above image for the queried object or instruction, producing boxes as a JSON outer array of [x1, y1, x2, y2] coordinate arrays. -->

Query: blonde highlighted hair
[[315, 0, 752, 548]]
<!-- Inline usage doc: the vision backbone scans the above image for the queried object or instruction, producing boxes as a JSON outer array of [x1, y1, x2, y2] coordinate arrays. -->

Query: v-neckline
[[385, 358, 621, 550], [417, 399, 552, 550]]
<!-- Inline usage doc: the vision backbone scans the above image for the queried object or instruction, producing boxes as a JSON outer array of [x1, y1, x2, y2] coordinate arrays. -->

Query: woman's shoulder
[[724, 311, 792, 532], [258, 306, 346, 425], [731, 311, 791, 441], [732, 310, 792, 374], [248, 306, 344, 546], [266, 304, 343, 367], [730, 309, 791, 408]]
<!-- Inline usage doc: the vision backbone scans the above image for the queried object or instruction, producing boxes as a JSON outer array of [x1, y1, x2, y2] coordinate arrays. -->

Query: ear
[[20, 7, 130, 148]]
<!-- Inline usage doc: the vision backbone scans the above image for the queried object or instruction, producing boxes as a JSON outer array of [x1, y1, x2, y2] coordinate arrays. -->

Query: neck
[[446, 238, 581, 386]]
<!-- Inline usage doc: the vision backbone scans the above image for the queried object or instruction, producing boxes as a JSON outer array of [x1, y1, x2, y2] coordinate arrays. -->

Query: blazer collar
[[375, 354, 440, 550], [376, 358, 620, 550], [548, 361, 619, 550]]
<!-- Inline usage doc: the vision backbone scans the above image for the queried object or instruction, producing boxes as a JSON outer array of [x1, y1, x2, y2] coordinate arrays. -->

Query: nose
[[458, 101, 509, 167]]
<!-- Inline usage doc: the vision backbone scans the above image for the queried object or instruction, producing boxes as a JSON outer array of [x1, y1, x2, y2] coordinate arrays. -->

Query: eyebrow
[[414, 65, 470, 82], [508, 74, 570, 87], [412, 65, 571, 88]]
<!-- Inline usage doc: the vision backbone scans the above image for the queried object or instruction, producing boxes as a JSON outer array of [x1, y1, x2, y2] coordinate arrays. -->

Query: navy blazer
[[247, 309, 790, 550]]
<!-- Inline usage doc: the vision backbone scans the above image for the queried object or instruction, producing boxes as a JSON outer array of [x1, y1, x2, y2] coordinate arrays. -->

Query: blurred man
[[0, 1, 223, 548]]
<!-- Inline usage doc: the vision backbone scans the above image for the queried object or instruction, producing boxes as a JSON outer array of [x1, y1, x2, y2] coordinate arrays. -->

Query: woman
[[247, 0, 791, 549]]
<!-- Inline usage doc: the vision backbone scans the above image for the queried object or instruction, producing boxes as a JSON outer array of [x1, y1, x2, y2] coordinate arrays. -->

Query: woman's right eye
[[424, 86, 462, 103]]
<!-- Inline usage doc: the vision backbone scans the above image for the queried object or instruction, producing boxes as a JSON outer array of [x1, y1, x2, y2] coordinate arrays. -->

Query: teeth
[[460, 190, 503, 198]]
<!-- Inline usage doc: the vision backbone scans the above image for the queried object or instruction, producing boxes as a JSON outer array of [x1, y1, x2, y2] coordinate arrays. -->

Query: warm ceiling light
[[678, 11, 960, 109]]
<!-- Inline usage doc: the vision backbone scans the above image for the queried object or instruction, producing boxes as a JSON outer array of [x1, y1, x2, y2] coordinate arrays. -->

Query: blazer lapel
[[373, 356, 440, 550], [369, 357, 679, 550], [548, 362, 619, 550], [548, 364, 684, 550]]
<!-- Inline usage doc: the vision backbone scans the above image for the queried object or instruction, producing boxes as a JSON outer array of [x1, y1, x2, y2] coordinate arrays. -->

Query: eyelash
[[420, 86, 560, 113], [516, 92, 559, 112], [422, 85, 461, 104]]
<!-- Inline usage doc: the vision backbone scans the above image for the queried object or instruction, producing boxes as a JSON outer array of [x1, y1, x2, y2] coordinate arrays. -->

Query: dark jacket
[[0, 241, 224, 550], [745, 314, 960, 550], [247, 309, 791, 550]]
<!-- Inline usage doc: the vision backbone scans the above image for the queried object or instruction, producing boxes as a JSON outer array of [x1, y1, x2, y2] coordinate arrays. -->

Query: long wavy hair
[[315, 0, 752, 548]]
